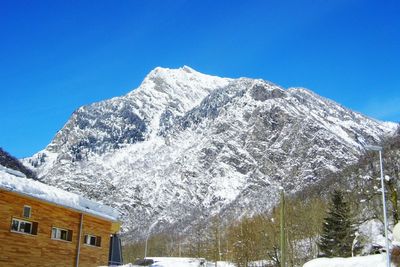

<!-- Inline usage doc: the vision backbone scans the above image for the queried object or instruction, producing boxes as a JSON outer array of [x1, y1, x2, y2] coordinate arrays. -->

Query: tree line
[[123, 195, 326, 266]]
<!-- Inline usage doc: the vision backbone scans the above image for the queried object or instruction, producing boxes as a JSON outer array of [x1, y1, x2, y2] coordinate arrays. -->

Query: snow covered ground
[[303, 253, 391, 267], [120, 256, 385, 267], [117, 257, 235, 267]]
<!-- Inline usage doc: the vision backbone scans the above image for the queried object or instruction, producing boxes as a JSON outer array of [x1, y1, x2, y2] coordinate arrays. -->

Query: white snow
[[393, 223, 400, 243], [358, 219, 389, 254], [147, 257, 204, 267], [117, 257, 234, 267], [0, 165, 119, 221], [303, 254, 390, 267], [0, 165, 26, 177]]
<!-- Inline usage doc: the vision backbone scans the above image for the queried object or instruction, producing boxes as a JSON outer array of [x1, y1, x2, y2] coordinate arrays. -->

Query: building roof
[[0, 165, 119, 222]]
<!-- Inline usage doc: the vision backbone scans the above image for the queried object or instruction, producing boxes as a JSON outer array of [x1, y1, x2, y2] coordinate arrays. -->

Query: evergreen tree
[[318, 190, 354, 257]]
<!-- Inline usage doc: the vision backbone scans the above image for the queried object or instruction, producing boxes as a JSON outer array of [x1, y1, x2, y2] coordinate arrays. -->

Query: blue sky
[[1, 0, 399, 158]]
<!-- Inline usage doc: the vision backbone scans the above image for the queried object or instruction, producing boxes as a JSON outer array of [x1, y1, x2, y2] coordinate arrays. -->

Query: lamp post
[[366, 145, 390, 267]]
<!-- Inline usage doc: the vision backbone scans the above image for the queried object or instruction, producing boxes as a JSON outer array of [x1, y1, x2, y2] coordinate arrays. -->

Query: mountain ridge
[[23, 66, 397, 239]]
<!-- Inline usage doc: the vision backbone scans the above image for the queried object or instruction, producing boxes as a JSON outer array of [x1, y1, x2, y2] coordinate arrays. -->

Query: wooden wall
[[0, 190, 113, 267]]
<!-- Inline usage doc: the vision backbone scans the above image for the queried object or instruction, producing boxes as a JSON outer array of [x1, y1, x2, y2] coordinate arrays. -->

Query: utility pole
[[366, 145, 390, 267], [280, 187, 286, 267]]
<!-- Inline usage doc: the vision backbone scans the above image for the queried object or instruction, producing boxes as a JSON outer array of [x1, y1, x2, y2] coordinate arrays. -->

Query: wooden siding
[[0, 190, 114, 267]]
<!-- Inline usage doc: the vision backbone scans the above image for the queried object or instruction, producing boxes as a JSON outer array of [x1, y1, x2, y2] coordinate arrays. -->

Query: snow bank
[[148, 259, 234, 267], [133, 257, 205, 267], [358, 219, 390, 254], [0, 165, 119, 221], [303, 254, 389, 267], [122, 258, 235, 267]]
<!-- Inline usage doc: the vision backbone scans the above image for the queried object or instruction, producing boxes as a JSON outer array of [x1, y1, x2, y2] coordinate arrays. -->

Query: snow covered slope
[[23, 66, 397, 239]]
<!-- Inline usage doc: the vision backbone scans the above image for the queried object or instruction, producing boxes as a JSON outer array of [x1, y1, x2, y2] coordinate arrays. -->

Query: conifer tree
[[318, 190, 354, 257]]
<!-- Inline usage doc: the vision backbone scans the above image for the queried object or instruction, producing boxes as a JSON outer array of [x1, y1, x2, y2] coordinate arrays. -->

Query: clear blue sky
[[1, 0, 399, 158]]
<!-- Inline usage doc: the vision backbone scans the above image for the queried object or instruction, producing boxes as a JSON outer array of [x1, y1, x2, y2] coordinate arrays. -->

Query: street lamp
[[365, 145, 390, 267]]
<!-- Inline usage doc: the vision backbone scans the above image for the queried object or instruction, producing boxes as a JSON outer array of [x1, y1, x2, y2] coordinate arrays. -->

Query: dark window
[[11, 220, 19, 231], [60, 230, 67, 240], [23, 206, 31, 218], [21, 221, 31, 233], [84, 234, 101, 247], [10, 218, 37, 235], [52, 227, 73, 241]]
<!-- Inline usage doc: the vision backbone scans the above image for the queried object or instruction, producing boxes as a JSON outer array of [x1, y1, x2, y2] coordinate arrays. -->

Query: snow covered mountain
[[24, 66, 397, 239]]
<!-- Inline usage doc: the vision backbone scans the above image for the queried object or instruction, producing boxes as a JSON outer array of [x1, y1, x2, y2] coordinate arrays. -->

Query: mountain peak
[[181, 65, 195, 72], [145, 65, 200, 79], [142, 65, 230, 86], [134, 66, 232, 110]]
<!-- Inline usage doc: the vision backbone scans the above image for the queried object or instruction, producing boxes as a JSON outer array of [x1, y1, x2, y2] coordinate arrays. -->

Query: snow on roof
[[0, 165, 119, 222]]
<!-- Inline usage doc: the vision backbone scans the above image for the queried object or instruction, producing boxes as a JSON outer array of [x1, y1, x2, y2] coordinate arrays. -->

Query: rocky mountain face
[[24, 66, 397, 239]]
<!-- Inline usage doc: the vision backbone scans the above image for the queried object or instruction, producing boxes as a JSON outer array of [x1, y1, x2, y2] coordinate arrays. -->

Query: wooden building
[[0, 165, 121, 267]]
